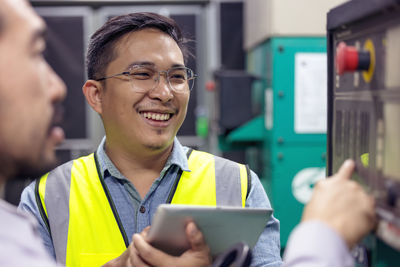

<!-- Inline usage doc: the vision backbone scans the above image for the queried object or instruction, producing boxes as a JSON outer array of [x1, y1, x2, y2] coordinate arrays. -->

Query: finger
[[131, 250, 152, 267], [371, 211, 379, 232], [361, 208, 377, 237], [364, 195, 376, 221], [335, 159, 355, 181], [355, 193, 376, 233], [186, 222, 208, 252], [141, 226, 150, 238], [133, 233, 173, 267]]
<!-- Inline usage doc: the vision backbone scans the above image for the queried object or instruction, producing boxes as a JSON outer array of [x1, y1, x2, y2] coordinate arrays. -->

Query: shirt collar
[[95, 136, 191, 180]]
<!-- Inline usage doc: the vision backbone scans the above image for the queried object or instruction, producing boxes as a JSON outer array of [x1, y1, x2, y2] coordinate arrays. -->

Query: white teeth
[[142, 112, 171, 121]]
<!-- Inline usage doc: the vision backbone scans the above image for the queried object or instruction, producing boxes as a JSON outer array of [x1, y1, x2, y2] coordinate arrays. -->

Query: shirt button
[[139, 206, 146, 213]]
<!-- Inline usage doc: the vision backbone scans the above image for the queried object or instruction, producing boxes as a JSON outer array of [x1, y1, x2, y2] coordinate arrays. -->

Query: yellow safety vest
[[35, 149, 250, 267]]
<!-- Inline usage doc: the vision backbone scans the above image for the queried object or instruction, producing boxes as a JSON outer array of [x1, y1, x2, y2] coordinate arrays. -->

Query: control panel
[[327, 0, 400, 252]]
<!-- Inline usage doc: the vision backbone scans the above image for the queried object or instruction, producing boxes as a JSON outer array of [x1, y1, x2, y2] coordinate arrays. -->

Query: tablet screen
[[147, 204, 272, 257]]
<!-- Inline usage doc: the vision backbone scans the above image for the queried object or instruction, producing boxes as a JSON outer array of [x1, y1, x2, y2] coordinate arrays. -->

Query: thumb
[[186, 222, 208, 252], [142, 226, 150, 239], [335, 159, 355, 181]]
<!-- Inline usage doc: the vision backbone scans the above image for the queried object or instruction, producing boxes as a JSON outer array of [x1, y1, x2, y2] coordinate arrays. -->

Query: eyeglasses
[[95, 65, 197, 93]]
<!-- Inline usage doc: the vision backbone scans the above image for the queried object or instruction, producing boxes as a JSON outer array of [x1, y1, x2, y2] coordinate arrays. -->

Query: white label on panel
[[294, 53, 327, 133]]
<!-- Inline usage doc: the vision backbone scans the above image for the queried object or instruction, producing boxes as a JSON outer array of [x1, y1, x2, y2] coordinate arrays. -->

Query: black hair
[[86, 12, 191, 80]]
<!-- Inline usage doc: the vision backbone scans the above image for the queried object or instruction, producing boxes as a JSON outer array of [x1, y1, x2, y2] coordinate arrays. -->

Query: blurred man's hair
[[86, 12, 192, 81]]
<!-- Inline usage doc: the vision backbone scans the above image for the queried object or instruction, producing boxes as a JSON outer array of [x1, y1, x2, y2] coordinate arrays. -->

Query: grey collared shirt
[[0, 199, 61, 267], [19, 137, 282, 267]]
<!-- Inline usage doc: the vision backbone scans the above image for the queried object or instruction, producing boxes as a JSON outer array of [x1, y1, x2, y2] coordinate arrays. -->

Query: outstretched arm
[[284, 160, 376, 267]]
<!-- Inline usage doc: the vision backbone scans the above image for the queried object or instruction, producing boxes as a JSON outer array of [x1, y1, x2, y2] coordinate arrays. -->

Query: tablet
[[147, 204, 272, 257]]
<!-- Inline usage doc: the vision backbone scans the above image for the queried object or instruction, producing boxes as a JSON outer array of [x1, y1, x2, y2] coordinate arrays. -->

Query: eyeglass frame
[[94, 65, 197, 93]]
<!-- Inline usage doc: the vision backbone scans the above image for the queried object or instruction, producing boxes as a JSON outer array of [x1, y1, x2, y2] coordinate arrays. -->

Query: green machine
[[245, 37, 328, 248]]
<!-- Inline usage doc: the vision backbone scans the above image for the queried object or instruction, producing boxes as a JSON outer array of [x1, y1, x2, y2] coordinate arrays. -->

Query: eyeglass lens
[[128, 66, 195, 93]]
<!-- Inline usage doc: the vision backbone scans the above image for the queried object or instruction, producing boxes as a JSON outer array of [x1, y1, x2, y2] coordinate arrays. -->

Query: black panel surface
[[327, 0, 400, 30], [220, 2, 244, 70], [171, 14, 197, 136], [215, 71, 255, 133], [42, 16, 86, 139]]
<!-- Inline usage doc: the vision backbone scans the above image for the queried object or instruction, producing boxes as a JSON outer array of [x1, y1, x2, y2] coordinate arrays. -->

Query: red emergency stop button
[[205, 80, 216, 91], [335, 41, 370, 75]]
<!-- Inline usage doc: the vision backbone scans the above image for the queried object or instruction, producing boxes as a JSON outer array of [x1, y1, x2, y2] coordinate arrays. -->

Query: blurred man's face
[[0, 0, 66, 179]]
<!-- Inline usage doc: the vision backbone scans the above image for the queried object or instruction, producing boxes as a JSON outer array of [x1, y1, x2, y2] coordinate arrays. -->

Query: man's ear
[[82, 80, 104, 115]]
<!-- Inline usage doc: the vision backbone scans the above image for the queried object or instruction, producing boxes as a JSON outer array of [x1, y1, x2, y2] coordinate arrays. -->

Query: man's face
[[0, 0, 66, 178], [99, 28, 190, 153]]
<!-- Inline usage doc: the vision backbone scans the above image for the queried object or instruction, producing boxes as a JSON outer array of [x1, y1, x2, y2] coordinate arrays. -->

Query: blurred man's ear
[[82, 80, 103, 115]]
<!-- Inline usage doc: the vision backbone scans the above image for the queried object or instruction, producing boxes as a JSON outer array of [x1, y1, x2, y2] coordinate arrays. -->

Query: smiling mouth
[[140, 111, 172, 121]]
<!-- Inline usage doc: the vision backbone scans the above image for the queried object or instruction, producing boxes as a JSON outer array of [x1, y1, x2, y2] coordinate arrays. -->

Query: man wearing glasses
[[19, 13, 282, 266]]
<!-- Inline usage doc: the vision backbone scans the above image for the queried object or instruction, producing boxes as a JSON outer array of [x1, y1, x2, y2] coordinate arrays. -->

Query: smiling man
[[19, 13, 282, 267]]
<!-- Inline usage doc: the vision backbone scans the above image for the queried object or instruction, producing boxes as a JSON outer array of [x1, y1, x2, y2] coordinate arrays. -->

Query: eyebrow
[[125, 61, 186, 70]]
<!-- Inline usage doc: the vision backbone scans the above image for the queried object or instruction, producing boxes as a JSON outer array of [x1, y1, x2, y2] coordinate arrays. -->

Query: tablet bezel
[[147, 204, 272, 257]]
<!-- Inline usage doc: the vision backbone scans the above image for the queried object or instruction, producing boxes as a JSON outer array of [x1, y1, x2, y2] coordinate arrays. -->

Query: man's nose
[[149, 72, 173, 102], [47, 63, 67, 103]]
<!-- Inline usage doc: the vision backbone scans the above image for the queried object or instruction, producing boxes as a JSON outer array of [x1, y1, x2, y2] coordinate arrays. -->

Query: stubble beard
[[143, 129, 176, 151], [11, 140, 58, 180], [10, 103, 63, 180]]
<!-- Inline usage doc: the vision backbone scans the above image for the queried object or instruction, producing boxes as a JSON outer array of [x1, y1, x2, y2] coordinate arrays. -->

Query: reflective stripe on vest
[[35, 150, 249, 266], [171, 150, 248, 207]]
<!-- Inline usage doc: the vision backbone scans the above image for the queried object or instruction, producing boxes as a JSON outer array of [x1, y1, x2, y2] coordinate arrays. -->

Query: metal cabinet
[[247, 37, 327, 247]]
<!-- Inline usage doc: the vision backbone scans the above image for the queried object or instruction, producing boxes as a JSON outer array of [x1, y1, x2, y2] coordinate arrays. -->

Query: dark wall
[[171, 14, 197, 136], [43, 16, 87, 139], [219, 2, 247, 163], [220, 2, 245, 70]]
